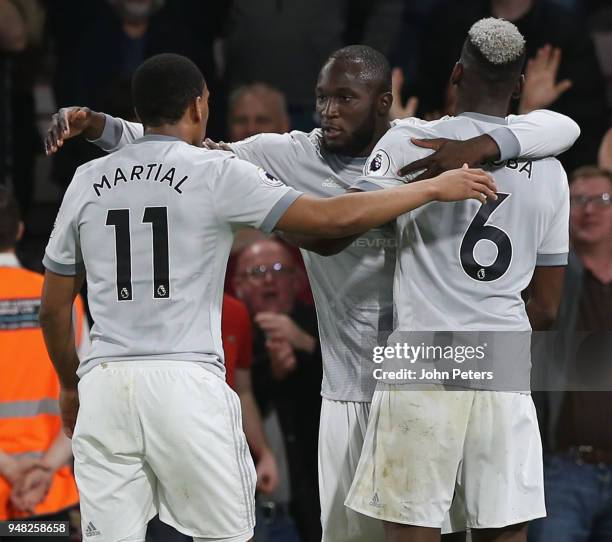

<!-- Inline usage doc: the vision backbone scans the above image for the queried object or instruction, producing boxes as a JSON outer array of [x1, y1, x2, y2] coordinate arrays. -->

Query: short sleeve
[[43, 182, 84, 275], [505, 110, 581, 161], [350, 123, 432, 192], [88, 114, 144, 152], [537, 167, 570, 266], [212, 156, 302, 233], [228, 132, 300, 187]]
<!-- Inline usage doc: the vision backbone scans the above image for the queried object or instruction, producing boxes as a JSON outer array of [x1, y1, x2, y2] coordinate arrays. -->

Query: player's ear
[[450, 62, 463, 86], [378, 91, 393, 117], [192, 96, 203, 124], [512, 74, 525, 101]]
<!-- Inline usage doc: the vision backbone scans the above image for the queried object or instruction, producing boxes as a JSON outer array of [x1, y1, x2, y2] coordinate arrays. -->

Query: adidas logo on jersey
[[85, 522, 100, 537], [322, 177, 342, 189], [369, 492, 384, 508]]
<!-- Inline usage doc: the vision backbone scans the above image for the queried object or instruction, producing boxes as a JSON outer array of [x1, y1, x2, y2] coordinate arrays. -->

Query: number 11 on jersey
[[106, 207, 170, 301]]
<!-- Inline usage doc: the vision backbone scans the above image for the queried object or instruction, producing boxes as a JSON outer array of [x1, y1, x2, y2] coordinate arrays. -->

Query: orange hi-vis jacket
[[0, 256, 83, 519]]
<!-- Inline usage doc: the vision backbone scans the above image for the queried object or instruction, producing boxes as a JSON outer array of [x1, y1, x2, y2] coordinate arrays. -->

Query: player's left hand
[[429, 164, 498, 203], [255, 312, 315, 353], [203, 138, 233, 152], [59, 387, 79, 438], [397, 136, 496, 182], [255, 447, 279, 494]]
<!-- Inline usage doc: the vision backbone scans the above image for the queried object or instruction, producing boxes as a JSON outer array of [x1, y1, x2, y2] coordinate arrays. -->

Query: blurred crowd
[[0, 0, 611, 541]]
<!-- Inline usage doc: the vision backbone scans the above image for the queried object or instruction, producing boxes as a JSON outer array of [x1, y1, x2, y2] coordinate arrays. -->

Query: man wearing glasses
[[530, 166, 612, 542], [233, 239, 322, 542]]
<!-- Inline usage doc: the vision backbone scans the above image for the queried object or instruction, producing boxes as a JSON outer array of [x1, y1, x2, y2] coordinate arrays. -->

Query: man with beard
[[45, 44, 579, 542]]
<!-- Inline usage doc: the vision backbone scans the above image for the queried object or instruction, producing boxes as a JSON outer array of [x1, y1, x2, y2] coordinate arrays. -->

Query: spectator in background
[[146, 293, 279, 542], [0, 0, 44, 218], [530, 166, 612, 542], [0, 0, 27, 192], [224, 0, 403, 131], [224, 83, 290, 259], [221, 293, 279, 500], [0, 0, 27, 52], [0, 188, 88, 540], [46, 0, 226, 188], [234, 239, 322, 542], [227, 83, 290, 143], [222, 83, 313, 306], [407, 0, 607, 170]]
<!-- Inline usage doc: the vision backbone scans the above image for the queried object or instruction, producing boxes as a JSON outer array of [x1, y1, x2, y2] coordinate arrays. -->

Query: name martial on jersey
[[92, 163, 190, 197]]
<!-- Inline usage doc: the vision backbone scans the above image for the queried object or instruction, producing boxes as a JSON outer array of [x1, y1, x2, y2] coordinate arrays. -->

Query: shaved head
[[325, 45, 391, 94]]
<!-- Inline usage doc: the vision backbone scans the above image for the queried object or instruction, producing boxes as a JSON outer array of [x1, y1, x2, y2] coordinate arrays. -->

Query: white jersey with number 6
[[352, 112, 570, 332], [44, 134, 301, 377]]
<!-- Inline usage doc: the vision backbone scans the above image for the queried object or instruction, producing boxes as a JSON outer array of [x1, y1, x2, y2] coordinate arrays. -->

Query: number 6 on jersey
[[460, 193, 512, 282]]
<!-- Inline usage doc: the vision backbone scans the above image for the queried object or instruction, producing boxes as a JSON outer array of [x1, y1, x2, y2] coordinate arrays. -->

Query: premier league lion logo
[[370, 153, 383, 172], [366, 149, 390, 176]]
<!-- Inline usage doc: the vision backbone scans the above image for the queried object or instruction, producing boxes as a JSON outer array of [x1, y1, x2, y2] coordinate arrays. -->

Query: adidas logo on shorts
[[369, 492, 384, 509], [85, 521, 101, 537]]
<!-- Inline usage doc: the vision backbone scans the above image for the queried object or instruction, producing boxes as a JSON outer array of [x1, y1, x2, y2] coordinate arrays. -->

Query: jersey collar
[[458, 112, 508, 125], [0, 252, 21, 268], [133, 134, 185, 144]]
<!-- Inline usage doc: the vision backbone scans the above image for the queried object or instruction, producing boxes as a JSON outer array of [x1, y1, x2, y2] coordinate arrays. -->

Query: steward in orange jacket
[[0, 189, 88, 527]]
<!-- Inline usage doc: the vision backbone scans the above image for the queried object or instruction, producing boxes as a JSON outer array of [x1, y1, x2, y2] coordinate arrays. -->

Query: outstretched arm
[[506, 109, 580, 159], [396, 110, 580, 181], [45, 108, 143, 155], [275, 168, 496, 238]]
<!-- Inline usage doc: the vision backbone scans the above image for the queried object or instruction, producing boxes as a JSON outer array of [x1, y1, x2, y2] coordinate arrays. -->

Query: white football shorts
[[319, 398, 384, 542], [73, 360, 256, 542], [319, 398, 462, 541], [345, 387, 545, 530]]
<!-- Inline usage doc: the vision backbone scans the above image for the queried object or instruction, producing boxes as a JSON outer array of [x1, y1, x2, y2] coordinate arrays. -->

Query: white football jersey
[[91, 111, 578, 399], [44, 135, 301, 377], [353, 113, 570, 332]]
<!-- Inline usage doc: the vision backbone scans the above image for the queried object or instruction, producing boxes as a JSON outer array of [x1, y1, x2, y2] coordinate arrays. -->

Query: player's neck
[[144, 125, 199, 146], [353, 122, 391, 158], [455, 96, 509, 119]]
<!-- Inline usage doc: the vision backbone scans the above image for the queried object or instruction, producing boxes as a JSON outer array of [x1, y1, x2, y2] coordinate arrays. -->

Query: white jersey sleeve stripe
[[88, 114, 143, 152], [259, 191, 303, 233], [42, 254, 84, 276], [536, 252, 569, 266], [351, 179, 384, 192], [489, 127, 520, 161]]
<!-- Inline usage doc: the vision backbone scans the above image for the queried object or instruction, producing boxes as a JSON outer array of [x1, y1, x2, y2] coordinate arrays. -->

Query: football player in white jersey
[[38, 53, 496, 542], [43, 45, 580, 542], [345, 19, 570, 542]]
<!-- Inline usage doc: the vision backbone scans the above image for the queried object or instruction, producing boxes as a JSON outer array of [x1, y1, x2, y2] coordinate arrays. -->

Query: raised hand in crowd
[[599, 127, 612, 171], [519, 44, 572, 114], [389, 67, 419, 120]]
